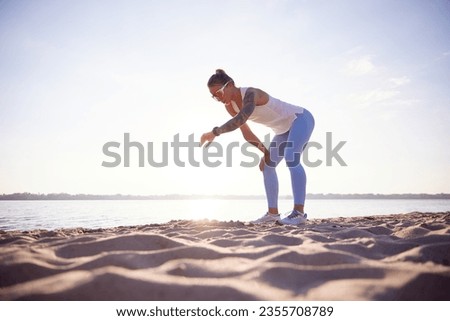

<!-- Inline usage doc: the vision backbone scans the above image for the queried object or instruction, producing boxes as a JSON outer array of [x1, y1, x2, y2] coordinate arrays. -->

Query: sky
[[0, 0, 449, 196]]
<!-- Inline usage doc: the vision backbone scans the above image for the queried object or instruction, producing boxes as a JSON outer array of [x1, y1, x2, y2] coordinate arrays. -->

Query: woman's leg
[[263, 132, 289, 213], [283, 110, 315, 212]]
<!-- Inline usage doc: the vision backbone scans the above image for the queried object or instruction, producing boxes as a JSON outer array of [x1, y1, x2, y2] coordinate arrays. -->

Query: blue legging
[[263, 109, 315, 209]]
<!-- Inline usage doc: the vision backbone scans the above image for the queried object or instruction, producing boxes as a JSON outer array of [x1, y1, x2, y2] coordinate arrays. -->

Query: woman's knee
[[284, 148, 302, 167]]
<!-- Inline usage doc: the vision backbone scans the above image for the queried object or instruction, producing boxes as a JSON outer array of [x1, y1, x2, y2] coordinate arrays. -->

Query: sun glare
[[184, 198, 222, 221]]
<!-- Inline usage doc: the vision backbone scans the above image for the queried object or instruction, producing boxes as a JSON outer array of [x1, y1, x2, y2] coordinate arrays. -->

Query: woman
[[200, 69, 315, 225]]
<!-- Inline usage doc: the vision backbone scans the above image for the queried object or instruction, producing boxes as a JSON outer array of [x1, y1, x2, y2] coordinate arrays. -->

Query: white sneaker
[[251, 212, 280, 224], [277, 210, 308, 225]]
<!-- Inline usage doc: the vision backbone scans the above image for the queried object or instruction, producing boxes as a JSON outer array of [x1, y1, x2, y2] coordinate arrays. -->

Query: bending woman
[[200, 69, 315, 225]]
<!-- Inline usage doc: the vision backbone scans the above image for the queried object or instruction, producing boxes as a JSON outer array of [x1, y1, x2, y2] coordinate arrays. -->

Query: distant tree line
[[0, 192, 449, 200]]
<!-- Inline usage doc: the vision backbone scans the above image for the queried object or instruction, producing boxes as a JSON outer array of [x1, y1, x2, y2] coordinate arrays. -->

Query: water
[[0, 199, 449, 231]]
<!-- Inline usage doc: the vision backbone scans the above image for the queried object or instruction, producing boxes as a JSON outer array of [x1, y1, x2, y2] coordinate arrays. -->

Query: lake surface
[[1, 199, 449, 231]]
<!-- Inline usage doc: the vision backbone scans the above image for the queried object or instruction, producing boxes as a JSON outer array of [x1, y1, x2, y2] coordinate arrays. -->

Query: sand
[[1, 212, 449, 300]]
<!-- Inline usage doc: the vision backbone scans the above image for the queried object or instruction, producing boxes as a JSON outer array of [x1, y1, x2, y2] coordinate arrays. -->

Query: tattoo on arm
[[215, 90, 255, 135]]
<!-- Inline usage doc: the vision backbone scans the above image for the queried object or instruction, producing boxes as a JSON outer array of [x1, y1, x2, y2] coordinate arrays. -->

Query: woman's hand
[[259, 151, 271, 171], [259, 157, 265, 171], [200, 131, 216, 147]]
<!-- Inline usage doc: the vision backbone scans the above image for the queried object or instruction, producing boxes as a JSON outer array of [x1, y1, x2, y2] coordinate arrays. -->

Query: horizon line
[[1, 192, 449, 200]]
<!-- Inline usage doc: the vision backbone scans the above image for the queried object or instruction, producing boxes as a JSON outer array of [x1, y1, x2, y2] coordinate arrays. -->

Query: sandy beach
[[1, 212, 449, 300]]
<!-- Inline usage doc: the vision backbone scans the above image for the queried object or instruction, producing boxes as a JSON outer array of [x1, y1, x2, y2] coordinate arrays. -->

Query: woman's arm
[[200, 87, 268, 147], [212, 88, 259, 136], [240, 123, 271, 171], [240, 123, 268, 155]]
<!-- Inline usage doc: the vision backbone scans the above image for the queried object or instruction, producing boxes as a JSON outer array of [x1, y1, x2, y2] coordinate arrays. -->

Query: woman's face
[[209, 80, 231, 103]]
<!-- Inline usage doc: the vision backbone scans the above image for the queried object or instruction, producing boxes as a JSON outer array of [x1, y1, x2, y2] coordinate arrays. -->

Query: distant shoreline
[[1, 192, 449, 201]]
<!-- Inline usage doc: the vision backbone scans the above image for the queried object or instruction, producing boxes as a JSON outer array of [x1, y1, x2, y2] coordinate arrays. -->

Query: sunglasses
[[211, 80, 231, 101]]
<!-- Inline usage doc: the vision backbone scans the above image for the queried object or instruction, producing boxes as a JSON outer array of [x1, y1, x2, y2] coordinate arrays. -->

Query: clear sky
[[1, 0, 449, 196]]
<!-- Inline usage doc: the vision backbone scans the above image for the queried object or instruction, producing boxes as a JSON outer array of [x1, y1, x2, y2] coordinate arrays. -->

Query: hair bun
[[207, 69, 233, 87]]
